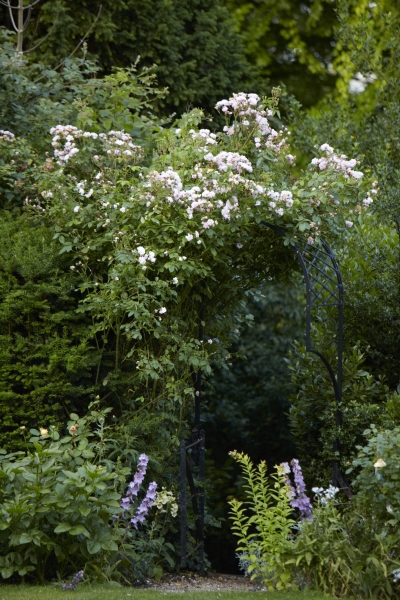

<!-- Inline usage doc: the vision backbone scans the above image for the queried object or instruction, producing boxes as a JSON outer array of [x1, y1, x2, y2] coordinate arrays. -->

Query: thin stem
[[34, 5, 102, 83]]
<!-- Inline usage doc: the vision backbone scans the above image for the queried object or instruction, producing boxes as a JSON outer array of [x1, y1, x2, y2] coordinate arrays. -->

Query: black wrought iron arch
[[180, 222, 352, 574], [263, 223, 351, 498]]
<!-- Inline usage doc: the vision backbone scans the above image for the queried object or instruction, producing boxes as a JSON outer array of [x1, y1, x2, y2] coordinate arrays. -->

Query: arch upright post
[[263, 223, 352, 497]]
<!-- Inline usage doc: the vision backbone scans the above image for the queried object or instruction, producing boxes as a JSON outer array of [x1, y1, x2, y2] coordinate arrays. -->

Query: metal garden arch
[[179, 223, 352, 574]]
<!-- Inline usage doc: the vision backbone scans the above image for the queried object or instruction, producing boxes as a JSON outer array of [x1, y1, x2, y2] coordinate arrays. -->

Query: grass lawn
[[0, 588, 343, 600]]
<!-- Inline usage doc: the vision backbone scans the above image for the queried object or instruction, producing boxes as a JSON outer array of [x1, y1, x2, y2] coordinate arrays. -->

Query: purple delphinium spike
[[290, 459, 313, 520], [62, 570, 84, 591], [120, 453, 149, 511], [131, 481, 158, 529], [281, 462, 296, 499]]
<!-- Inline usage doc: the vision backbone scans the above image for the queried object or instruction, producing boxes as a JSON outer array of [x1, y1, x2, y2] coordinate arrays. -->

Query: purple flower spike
[[131, 481, 158, 529], [121, 453, 149, 511], [290, 459, 313, 520], [62, 570, 84, 591], [281, 462, 296, 499]]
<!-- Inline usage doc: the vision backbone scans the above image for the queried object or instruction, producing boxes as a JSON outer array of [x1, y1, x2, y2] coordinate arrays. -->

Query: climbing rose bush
[[16, 91, 375, 440]]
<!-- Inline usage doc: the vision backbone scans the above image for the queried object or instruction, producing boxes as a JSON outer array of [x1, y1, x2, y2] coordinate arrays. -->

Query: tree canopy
[[0, 0, 255, 115]]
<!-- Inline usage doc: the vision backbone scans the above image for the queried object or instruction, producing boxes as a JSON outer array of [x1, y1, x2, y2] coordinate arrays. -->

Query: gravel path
[[148, 573, 265, 592]]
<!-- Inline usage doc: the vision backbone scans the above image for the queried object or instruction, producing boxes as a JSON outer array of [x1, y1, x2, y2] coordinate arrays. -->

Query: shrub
[[0, 405, 178, 583], [20, 91, 372, 473], [228, 448, 400, 597], [228, 451, 296, 590]]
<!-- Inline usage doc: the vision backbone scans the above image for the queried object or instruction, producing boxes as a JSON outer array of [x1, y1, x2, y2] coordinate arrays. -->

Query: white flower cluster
[[154, 488, 178, 517], [264, 127, 290, 155], [266, 189, 293, 216], [362, 180, 378, 206], [221, 196, 239, 220], [50, 125, 86, 163], [50, 125, 142, 165], [0, 130, 15, 142], [202, 218, 216, 229], [311, 144, 364, 180], [104, 130, 143, 159], [392, 568, 400, 583], [216, 93, 290, 158], [77, 181, 93, 198], [204, 151, 253, 174], [185, 231, 200, 242], [312, 485, 339, 504], [215, 92, 268, 118], [146, 168, 183, 201], [136, 246, 156, 270], [189, 128, 217, 151], [144, 168, 218, 224]]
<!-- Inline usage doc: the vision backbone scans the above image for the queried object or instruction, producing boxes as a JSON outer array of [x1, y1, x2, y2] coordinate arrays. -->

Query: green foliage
[[0, 405, 180, 584], [204, 283, 303, 572], [228, 445, 400, 597], [286, 0, 400, 486], [0, 214, 99, 451], [0, 30, 165, 155], [0, 0, 254, 116], [224, 0, 338, 107], [288, 426, 400, 598], [0, 406, 123, 583], [350, 424, 400, 535], [228, 451, 295, 590], [288, 334, 392, 486], [287, 498, 358, 597]]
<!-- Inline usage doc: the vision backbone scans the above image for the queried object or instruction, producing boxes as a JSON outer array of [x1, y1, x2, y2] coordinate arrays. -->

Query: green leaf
[[69, 525, 90, 537], [79, 506, 91, 517], [1, 567, 14, 579], [54, 522, 72, 534], [86, 540, 101, 554]]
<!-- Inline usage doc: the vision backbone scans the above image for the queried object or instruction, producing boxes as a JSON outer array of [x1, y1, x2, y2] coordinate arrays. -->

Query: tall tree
[[0, 0, 256, 115], [223, 0, 339, 107]]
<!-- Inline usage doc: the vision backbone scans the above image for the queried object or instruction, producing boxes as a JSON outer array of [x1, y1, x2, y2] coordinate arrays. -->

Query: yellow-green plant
[[228, 451, 296, 590]]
